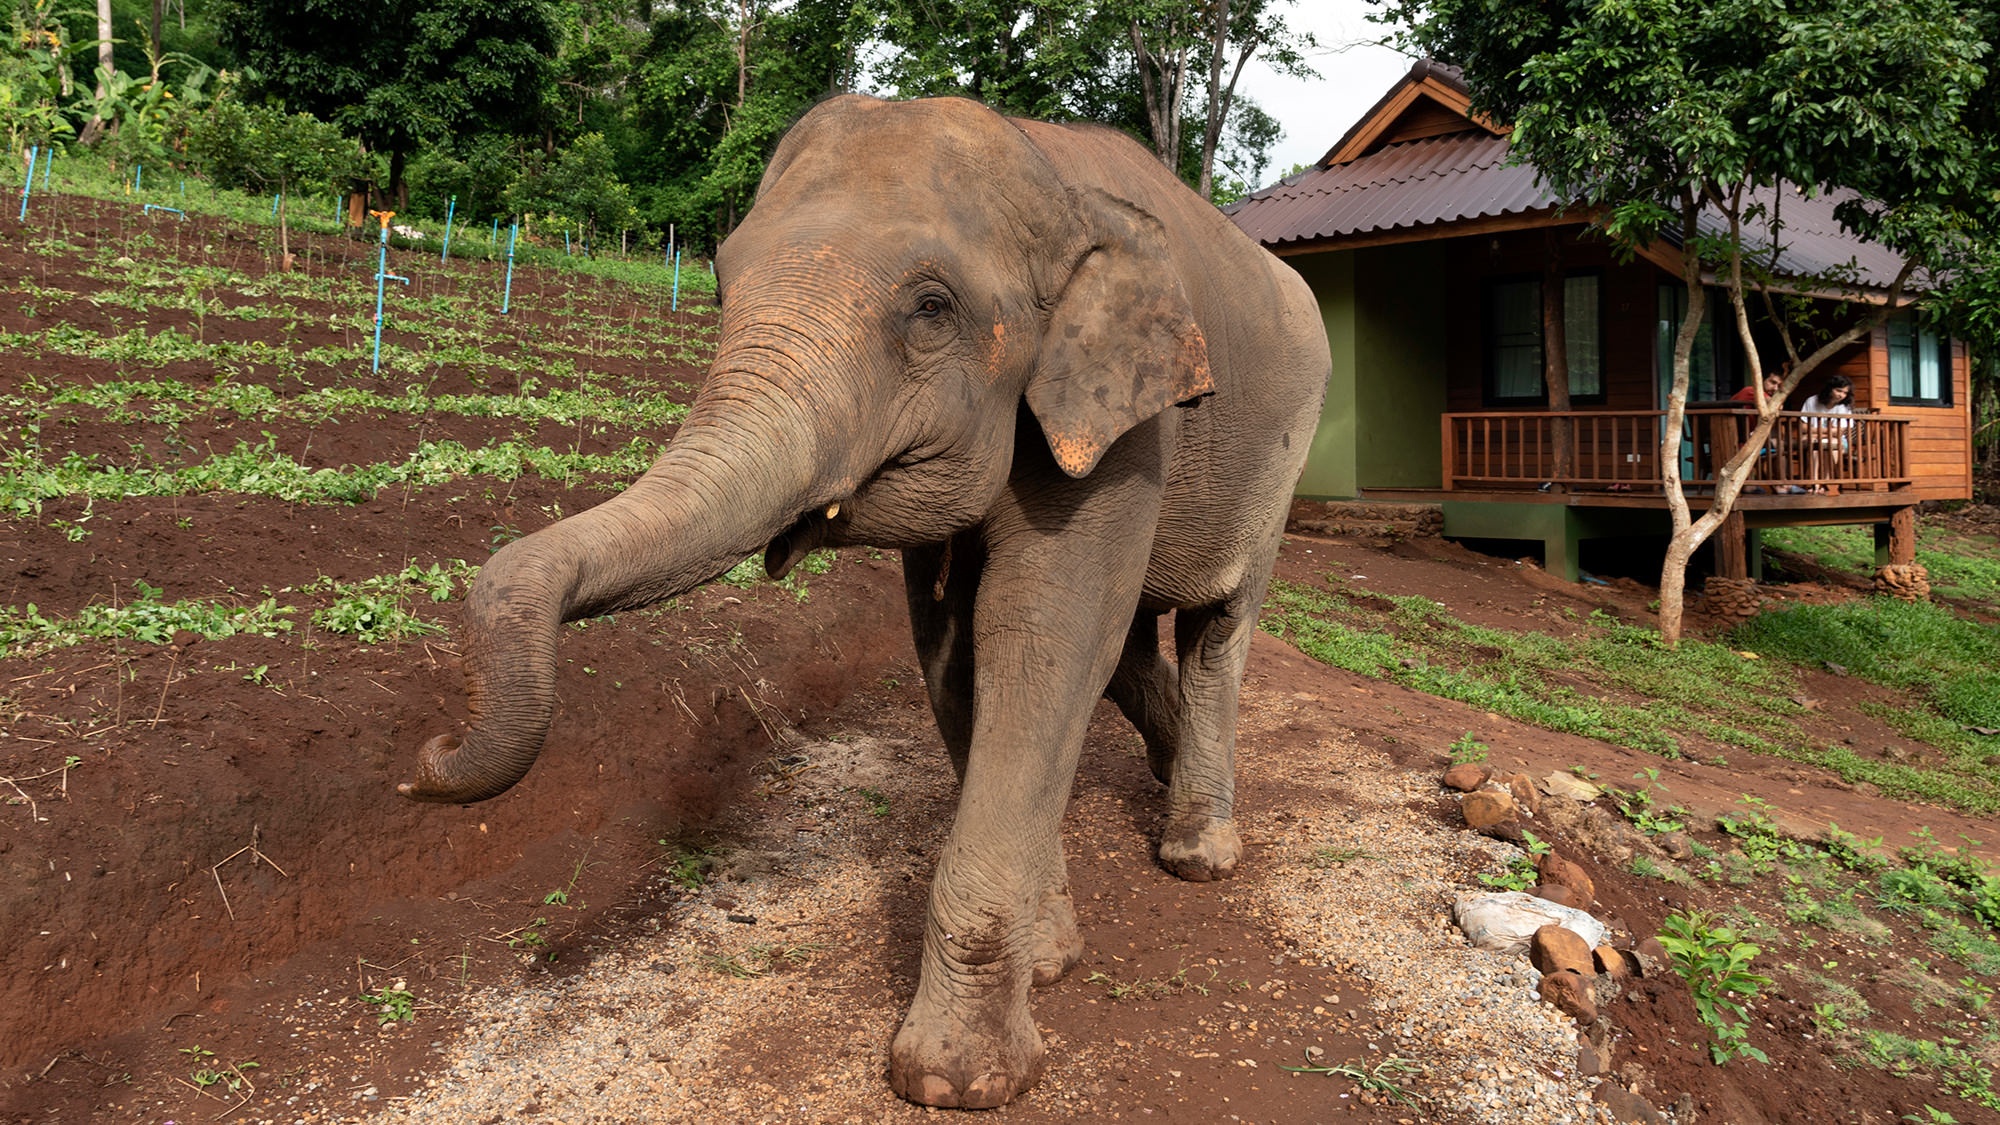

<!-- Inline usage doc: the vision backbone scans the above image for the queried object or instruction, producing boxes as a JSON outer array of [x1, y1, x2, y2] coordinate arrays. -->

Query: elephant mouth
[[763, 499, 845, 579]]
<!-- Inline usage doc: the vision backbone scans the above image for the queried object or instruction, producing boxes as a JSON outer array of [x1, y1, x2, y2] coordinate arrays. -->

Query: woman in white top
[[1799, 375, 1854, 493]]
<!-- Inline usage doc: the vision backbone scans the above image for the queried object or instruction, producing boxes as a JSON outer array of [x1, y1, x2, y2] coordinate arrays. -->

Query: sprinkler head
[[370, 209, 396, 231]]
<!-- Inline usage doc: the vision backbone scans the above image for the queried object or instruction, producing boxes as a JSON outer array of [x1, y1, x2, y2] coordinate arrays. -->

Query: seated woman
[[1798, 375, 1855, 493]]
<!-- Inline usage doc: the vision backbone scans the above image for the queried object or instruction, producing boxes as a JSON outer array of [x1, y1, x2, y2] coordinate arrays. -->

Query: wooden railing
[[1441, 407, 1911, 493]]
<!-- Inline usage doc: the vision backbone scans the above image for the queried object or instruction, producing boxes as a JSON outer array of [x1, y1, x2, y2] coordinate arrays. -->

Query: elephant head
[[400, 96, 1214, 803]]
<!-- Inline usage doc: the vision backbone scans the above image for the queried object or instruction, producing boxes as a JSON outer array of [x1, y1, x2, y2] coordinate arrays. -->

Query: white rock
[[1451, 892, 1607, 955], [1540, 772, 1602, 802]]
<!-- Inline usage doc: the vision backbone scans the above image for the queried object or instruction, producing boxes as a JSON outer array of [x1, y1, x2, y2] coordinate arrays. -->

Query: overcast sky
[[1230, 0, 1416, 183]]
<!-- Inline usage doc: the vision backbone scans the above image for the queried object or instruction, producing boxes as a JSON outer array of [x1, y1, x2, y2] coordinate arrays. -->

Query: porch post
[[1887, 506, 1918, 566], [1873, 506, 1929, 601]]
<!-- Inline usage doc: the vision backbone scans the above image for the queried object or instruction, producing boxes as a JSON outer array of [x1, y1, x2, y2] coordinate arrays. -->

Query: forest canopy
[[3, 0, 1325, 250]]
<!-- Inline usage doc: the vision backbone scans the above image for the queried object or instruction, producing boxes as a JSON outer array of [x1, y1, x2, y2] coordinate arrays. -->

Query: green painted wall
[[1354, 244, 1448, 489], [1290, 252, 1356, 498], [1285, 244, 1447, 499]]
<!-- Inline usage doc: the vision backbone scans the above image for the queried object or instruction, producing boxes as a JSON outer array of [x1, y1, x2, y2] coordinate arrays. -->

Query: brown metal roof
[[1228, 134, 1914, 293], [1226, 131, 1559, 250]]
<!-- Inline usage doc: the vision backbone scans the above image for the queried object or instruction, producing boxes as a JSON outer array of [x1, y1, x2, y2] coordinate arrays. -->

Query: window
[[1483, 274, 1604, 404], [1654, 284, 1734, 401], [1888, 313, 1952, 406]]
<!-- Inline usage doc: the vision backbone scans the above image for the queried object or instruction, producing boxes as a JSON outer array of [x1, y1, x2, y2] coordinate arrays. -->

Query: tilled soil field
[[3, 190, 1997, 1125]]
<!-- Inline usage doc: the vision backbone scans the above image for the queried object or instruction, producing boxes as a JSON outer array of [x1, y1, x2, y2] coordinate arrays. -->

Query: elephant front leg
[[891, 475, 1154, 1107]]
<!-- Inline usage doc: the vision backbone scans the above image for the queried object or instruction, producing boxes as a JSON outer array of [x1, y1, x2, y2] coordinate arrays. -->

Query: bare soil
[[1, 193, 1995, 1125]]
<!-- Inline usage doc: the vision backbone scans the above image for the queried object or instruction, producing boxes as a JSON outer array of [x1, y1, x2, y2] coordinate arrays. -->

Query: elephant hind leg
[[1155, 592, 1262, 883], [1030, 879, 1083, 987], [1104, 609, 1181, 784]]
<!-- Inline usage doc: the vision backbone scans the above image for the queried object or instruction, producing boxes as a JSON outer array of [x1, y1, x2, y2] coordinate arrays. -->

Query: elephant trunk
[[399, 396, 836, 804]]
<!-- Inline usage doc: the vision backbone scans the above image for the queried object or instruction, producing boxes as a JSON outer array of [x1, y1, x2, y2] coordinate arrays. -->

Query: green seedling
[[1656, 909, 1773, 1064], [1448, 732, 1488, 764], [359, 986, 416, 1025], [857, 787, 891, 817]]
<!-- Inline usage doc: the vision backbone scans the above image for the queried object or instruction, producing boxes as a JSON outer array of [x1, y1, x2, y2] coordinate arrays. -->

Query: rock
[[1703, 575, 1762, 619], [1452, 892, 1608, 955], [1592, 1083, 1667, 1125], [1594, 945, 1634, 980], [1532, 884, 1574, 907], [1874, 563, 1930, 602], [1536, 853, 1595, 907], [1506, 773, 1541, 816], [1442, 763, 1491, 792], [1529, 924, 1595, 977], [1574, 805, 1640, 864], [1460, 789, 1517, 831], [1576, 1041, 1608, 1077], [1537, 969, 1597, 1023], [1652, 831, 1693, 861], [1541, 772, 1602, 802], [1632, 936, 1670, 978]]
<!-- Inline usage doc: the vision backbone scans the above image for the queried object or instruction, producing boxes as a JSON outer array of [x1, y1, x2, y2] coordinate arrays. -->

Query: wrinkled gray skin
[[401, 95, 1329, 1108]]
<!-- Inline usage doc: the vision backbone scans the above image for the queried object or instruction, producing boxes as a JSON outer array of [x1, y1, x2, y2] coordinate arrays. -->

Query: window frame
[[1481, 270, 1609, 407], [1887, 313, 1954, 407]]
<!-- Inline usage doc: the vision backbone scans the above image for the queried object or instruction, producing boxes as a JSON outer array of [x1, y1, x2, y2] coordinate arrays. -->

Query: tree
[[180, 89, 366, 261], [1126, 0, 1316, 200], [1385, 0, 2000, 643], [629, 0, 857, 244], [220, 0, 559, 202]]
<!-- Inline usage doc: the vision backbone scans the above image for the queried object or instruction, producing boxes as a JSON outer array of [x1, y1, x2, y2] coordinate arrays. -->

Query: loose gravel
[[366, 685, 1616, 1124]]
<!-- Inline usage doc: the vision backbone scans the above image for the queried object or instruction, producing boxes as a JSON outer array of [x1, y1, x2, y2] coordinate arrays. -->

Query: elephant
[[400, 94, 1331, 1108]]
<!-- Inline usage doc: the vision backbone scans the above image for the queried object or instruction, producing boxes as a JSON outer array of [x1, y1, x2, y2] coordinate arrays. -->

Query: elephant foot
[[888, 996, 1045, 1108], [1030, 886, 1083, 987], [1158, 814, 1241, 882]]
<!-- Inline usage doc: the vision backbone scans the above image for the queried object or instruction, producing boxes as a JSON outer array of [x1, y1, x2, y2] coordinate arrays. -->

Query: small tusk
[[824, 502, 840, 519]]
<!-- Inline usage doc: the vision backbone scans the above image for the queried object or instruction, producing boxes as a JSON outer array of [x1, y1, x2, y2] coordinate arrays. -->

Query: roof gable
[[1321, 58, 1500, 167]]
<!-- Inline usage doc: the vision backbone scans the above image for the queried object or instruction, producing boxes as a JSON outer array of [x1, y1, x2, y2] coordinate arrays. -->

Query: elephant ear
[[1027, 188, 1215, 478]]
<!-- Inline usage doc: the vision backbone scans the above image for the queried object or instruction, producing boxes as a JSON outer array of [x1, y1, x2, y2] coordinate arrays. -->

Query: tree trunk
[[77, 0, 114, 147], [1195, 2, 1262, 201], [1130, 18, 1187, 173], [1542, 232, 1574, 485]]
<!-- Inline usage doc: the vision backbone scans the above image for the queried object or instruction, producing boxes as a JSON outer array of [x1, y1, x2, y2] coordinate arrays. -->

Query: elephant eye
[[913, 295, 948, 320]]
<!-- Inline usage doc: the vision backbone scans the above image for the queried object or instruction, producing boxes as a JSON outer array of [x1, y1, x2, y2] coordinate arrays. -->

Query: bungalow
[[1227, 60, 1974, 583]]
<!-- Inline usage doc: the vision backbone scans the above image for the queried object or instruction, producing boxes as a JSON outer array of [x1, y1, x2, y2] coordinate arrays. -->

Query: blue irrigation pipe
[[564, 229, 570, 256], [271, 192, 281, 219], [18, 146, 36, 221], [135, 163, 142, 194], [142, 204, 185, 219], [672, 249, 682, 311], [439, 195, 456, 262], [501, 222, 519, 314], [373, 223, 410, 373]]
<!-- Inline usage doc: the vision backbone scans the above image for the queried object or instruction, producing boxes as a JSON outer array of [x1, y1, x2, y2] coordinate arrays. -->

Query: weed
[[1448, 732, 1488, 764], [1083, 965, 1213, 1001], [1656, 909, 1773, 1064], [1608, 769, 1687, 835], [661, 843, 716, 890], [1859, 1029, 2000, 1110], [359, 986, 416, 1025], [856, 787, 891, 817], [704, 942, 821, 979], [1304, 845, 1374, 868], [1282, 1052, 1425, 1105]]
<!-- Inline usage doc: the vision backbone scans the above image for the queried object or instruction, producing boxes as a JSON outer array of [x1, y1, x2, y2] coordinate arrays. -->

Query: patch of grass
[[305, 561, 475, 645], [1082, 965, 1214, 1001], [0, 580, 294, 658], [1764, 522, 2000, 605], [1857, 1029, 2000, 1111]]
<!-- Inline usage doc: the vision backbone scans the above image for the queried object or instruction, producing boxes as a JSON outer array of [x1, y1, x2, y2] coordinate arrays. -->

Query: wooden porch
[[1439, 406, 1913, 496]]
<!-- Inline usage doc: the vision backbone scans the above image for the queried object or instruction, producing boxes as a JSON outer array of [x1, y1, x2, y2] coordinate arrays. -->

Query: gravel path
[[369, 682, 1614, 1124]]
